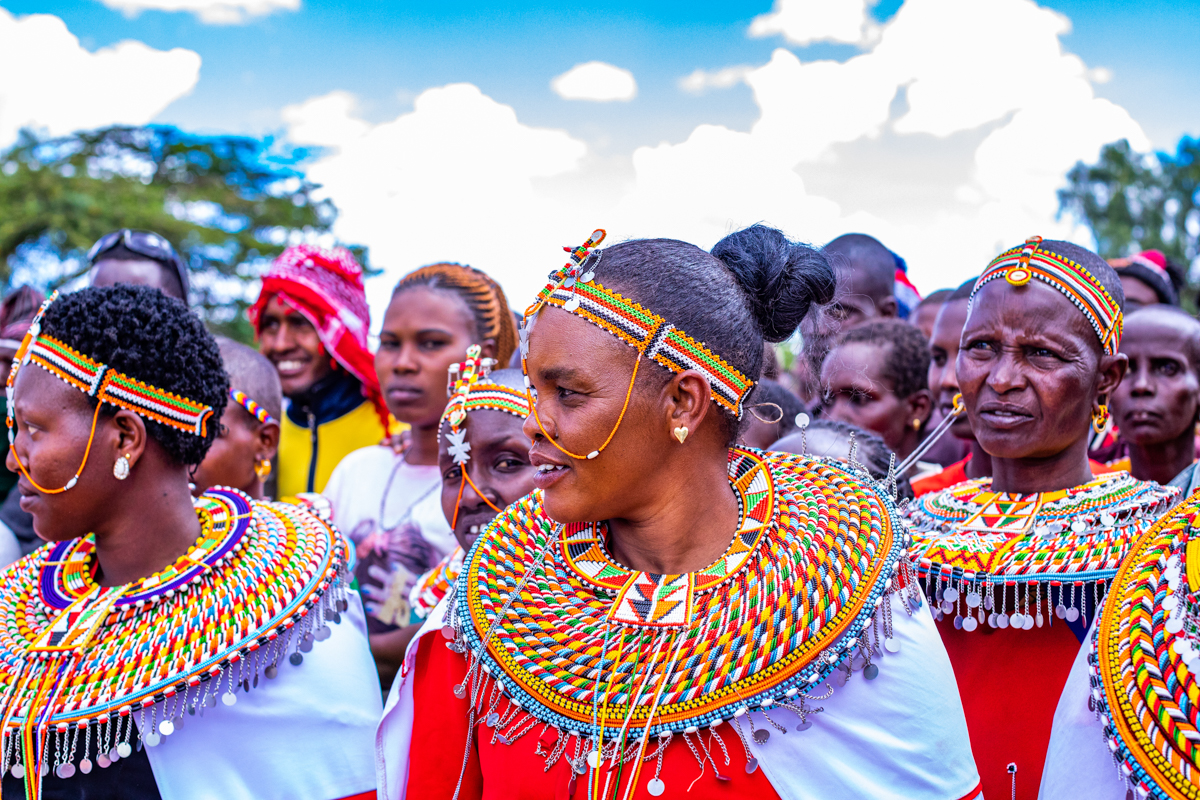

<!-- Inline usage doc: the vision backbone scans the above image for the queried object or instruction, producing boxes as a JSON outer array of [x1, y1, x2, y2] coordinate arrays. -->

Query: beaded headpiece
[[521, 230, 755, 461], [969, 236, 1123, 355], [229, 389, 276, 426], [5, 292, 215, 493]]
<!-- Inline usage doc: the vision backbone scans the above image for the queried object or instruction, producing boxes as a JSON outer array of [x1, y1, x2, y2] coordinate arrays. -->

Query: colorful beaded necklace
[[445, 448, 919, 799], [906, 472, 1176, 632], [1089, 490, 1200, 800], [0, 488, 350, 800]]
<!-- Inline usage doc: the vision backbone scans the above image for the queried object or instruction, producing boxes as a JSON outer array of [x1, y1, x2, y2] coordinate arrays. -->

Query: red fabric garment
[[248, 244, 388, 426], [406, 634, 782, 800], [935, 616, 1080, 800], [913, 456, 1118, 497]]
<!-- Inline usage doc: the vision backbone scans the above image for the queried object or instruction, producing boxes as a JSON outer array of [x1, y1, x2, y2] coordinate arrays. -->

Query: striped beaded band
[[230, 389, 276, 426], [525, 231, 754, 418], [970, 236, 1123, 356]]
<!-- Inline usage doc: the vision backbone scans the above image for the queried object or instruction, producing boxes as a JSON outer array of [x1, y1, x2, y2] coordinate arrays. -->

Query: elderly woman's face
[[956, 280, 1106, 461], [521, 307, 666, 524]]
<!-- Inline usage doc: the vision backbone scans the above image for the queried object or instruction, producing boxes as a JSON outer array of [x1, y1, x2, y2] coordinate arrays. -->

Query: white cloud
[[291, 0, 1142, 316], [94, 0, 299, 25], [551, 62, 637, 102], [679, 66, 753, 95], [0, 8, 201, 147], [750, 0, 879, 47]]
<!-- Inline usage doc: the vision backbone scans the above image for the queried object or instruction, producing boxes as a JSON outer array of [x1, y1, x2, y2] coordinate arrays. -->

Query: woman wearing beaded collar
[[378, 226, 980, 800], [904, 237, 1178, 800], [0, 286, 379, 800]]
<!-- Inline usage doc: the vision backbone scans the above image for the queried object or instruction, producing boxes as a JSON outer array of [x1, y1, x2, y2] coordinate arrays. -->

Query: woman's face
[[956, 279, 1122, 460], [821, 341, 926, 458], [376, 287, 481, 427], [1112, 310, 1200, 447], [5, 367, 119, 542], [521, 308, 668, 524], [928, 299, 973, 440]]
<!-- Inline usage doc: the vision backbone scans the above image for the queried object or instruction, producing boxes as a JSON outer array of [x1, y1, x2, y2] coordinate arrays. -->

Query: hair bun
[[712, 225, 835, 343]]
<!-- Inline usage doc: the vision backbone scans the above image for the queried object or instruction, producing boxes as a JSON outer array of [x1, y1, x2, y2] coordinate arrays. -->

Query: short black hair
[[823, 234, 896, 303], [1123, 305, 1200, 370], [217, 337, 282, 424], [39, 285, 227, 465], [948, 277, 978, 303], [595, 225, 834, 443], [833, 318, 931, 398], [917, 288, 953, 309]]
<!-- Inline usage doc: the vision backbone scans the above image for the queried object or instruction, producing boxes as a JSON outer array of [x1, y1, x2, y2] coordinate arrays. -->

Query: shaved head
[[217, 337, 283, 423], [824, 234, 897, 304]]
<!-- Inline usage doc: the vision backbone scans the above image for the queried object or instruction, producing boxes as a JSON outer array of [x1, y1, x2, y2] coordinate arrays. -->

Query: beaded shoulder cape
[[444, 448, 917, 778], [1090, 489, 1200, 800], [0, 487, 350, 800], [905, 472, 1176, 631]]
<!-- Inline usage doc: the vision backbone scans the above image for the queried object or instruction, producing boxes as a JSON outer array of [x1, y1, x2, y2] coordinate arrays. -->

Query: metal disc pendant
[[453, 684, 467, 699], [563, 296, 581, 312], [117, 742, 132, 759], [943, 587, 959, 603], [145, 731, 161, 747], [299, 634, 315, 653], [983, 595, 994, 611], [647, 778, 665, 796], [997, 613, 1010, 629], [486, 713, 500, 728], [586, 750, 600, 769], [863, 664, 880, 680], [96, 754, 111, 769], [315, 625, 332, 641], [952, 615, 963, 630], [1055, 603, 1067, 619], [290, 652, 304, 666], [965, 592, 981, 608], [940, 600, 954, 615], [10, 764, 23, 779], [331, 611, 342, 625], [56, 763, 76, 779], [962, 616, 979, 632], [222, 692, 237, 706], [159, 719, 174, 736], [1010, 613, 1024, 628], [1065, 607, 1080, 622], [79, 758, 92, 775], [752, 728, 770, 744], [908, 593, 922, 611], [265, 665, 278, 679], [883, 638, 901, 653], [441, 626, 456, 640], [795, 719, 813, 731]]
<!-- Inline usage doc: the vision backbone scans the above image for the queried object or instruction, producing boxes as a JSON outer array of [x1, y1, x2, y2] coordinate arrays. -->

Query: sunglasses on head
[[87, 229, 189, 296]]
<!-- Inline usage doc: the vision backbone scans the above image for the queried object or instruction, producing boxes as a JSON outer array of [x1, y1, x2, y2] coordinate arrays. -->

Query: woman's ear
[[110, 409, 148, 469], [479, 339, 498, 362], [258, 421, 281, 461], [1096, 353, 1128, 399], [664, 370, 713, 441], [906, 389, 934, 427]]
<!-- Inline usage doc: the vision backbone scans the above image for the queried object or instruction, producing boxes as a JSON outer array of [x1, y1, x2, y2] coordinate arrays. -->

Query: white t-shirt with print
[[323, 445, 453, 634]]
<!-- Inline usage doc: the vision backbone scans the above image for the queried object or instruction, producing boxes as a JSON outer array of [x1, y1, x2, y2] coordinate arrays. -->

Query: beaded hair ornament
[[229, 389, 276, 425], [440, 345, 531, 529], [969, 235, 1123, 355], [5, 292, 214, 493], [521, 229, 755, 461]]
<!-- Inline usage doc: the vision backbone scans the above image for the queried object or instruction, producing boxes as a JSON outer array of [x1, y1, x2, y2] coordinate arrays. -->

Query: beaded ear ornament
[[970, 235, 1123, 356], [5, 292, 215, 494], [439, 345, 530, 529], [520, 229, 755, 462]]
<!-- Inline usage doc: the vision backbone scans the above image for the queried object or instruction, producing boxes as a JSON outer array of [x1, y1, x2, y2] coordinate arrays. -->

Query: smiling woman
[[905, 237, 1179, 800], [0, 286, 379, 800], [377, 226, 982, 800]]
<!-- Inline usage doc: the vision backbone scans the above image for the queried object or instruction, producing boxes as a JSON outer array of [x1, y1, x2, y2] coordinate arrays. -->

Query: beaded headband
[[6, 292, 214, 493], [970, 236, 1123, 355], [229, 389, 276, 426], [439, 345, 530, 457]]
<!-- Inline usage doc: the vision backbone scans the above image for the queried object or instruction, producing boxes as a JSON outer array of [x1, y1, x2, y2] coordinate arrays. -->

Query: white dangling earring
[[113, 454, 131, 480]]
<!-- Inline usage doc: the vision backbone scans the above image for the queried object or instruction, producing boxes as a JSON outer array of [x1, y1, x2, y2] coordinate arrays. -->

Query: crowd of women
[[0, 222, 1194, 800]]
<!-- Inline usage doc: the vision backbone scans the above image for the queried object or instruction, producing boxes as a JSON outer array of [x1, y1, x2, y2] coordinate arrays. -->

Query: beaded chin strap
[[440, 345, 531, 528], [229, 389, 276, 426], [969, 235, 1123, 355], [520, 229, 755, 461], [6, 292, 215, 494]]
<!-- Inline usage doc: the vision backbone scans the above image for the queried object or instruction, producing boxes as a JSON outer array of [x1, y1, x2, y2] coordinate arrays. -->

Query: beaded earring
[[254, 458, 272, 480], [1092, 401, 1111, 434]]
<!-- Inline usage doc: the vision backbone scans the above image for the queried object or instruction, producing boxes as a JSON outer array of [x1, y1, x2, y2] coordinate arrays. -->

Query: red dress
[[406, 634, 782, 800]]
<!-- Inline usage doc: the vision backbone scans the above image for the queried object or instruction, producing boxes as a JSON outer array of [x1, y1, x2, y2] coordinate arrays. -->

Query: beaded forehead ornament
[[0, 488, 350, 800], [5, 292, 215, 494], [229, 389, 275, 425], [520, 230, 755, 461], [969, 236, 1124, 355]]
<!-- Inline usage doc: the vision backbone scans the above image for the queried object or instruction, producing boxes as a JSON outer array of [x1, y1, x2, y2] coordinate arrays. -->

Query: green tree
[[1058, 136, 1200, 272], [0, 125, 365, 341]]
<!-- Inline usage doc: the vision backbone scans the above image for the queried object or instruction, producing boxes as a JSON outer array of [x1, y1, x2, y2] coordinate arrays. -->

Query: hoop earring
[[113, 454, 131, 481], [1092, 403, 1111, 434], [254, 458, 272, 480]]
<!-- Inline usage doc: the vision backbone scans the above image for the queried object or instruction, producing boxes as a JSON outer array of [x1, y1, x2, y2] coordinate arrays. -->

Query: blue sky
[[2, 0, 1199, 310]]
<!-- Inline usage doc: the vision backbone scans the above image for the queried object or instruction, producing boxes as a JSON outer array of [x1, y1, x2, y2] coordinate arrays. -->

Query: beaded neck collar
[[1090, 490, 1200, 800], [906, 472, 1176, 632], [445, 448, 917, 783]]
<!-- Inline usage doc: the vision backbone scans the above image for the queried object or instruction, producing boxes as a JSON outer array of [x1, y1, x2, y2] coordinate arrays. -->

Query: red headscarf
[[248, 245, 388, 426]]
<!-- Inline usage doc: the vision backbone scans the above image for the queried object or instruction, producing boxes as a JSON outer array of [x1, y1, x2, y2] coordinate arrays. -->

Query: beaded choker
[[0, 488, 350, 800], [971, 236, 1123, 356], [443, 448, 920, 797], [906, 473, 1176, 632], [1090, 492, 1200, 800], [520, 231, 754, 462]]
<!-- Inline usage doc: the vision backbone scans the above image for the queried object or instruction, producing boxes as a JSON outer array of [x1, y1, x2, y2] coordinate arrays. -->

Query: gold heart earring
[[673, 426, 689, 444]]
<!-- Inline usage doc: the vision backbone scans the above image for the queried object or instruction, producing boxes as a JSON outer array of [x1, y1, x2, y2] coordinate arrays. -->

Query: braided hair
[[393, 264, 517, 366]]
